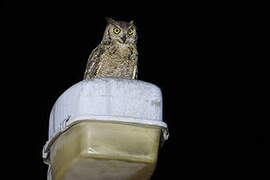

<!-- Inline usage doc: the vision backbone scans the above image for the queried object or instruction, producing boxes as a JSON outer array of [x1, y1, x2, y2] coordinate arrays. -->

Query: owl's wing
[[84, 45, 105, 79], [132, 51, 138, 79]]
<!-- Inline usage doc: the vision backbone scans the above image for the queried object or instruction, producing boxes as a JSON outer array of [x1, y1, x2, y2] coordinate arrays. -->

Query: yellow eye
[[128, 28, 134, 35], [113, 27, 121, 34]]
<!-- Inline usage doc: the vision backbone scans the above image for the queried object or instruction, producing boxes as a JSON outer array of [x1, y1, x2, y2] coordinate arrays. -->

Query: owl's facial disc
[[107, 21, 136, 45]]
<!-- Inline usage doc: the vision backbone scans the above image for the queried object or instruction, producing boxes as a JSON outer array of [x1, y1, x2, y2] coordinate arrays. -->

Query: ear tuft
[[105, 17, 116, 24], [129, 20, 135, 25]]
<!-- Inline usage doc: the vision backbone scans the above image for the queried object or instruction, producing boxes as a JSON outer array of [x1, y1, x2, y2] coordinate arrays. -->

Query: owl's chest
[[98, 45, 136, 77], [104, 45, 135, 64], [108, 45, 133, 60]]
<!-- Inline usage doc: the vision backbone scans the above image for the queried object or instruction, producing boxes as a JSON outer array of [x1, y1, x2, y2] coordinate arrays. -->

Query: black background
[[1, 1, 267, 179]]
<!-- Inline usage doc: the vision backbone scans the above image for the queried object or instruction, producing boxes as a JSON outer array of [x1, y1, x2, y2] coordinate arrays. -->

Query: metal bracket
[[60, 115, 71, 131], [160, 128, 169, 148]]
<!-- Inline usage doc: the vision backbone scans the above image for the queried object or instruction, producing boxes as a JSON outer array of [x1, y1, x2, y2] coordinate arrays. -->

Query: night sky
[[2, 1, 266, 179]]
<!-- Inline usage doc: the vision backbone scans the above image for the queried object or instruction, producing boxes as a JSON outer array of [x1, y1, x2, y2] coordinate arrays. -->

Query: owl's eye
[[113, 27, 121, 34], [128, 28, 134, 35]]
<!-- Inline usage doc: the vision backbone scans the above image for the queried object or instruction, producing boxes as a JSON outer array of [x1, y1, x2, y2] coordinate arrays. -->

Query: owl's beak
[[121, 35, 126, 43]]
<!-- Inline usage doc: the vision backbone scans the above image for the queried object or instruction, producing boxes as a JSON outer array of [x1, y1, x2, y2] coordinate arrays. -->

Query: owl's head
[[103, 17, 137, 45]]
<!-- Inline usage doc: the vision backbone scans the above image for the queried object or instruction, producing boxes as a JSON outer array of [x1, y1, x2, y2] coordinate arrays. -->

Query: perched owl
[[84, 18, 138, 79]]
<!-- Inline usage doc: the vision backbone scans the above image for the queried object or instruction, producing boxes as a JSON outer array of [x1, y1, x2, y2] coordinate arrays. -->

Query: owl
[[84, 18, 138, 79]]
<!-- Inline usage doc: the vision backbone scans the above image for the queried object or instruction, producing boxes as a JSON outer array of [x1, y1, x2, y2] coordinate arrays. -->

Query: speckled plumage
[[84, 18, 138, 79]]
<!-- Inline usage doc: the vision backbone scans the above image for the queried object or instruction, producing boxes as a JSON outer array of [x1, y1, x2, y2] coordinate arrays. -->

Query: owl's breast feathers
[[111, 44, 136, 61]]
